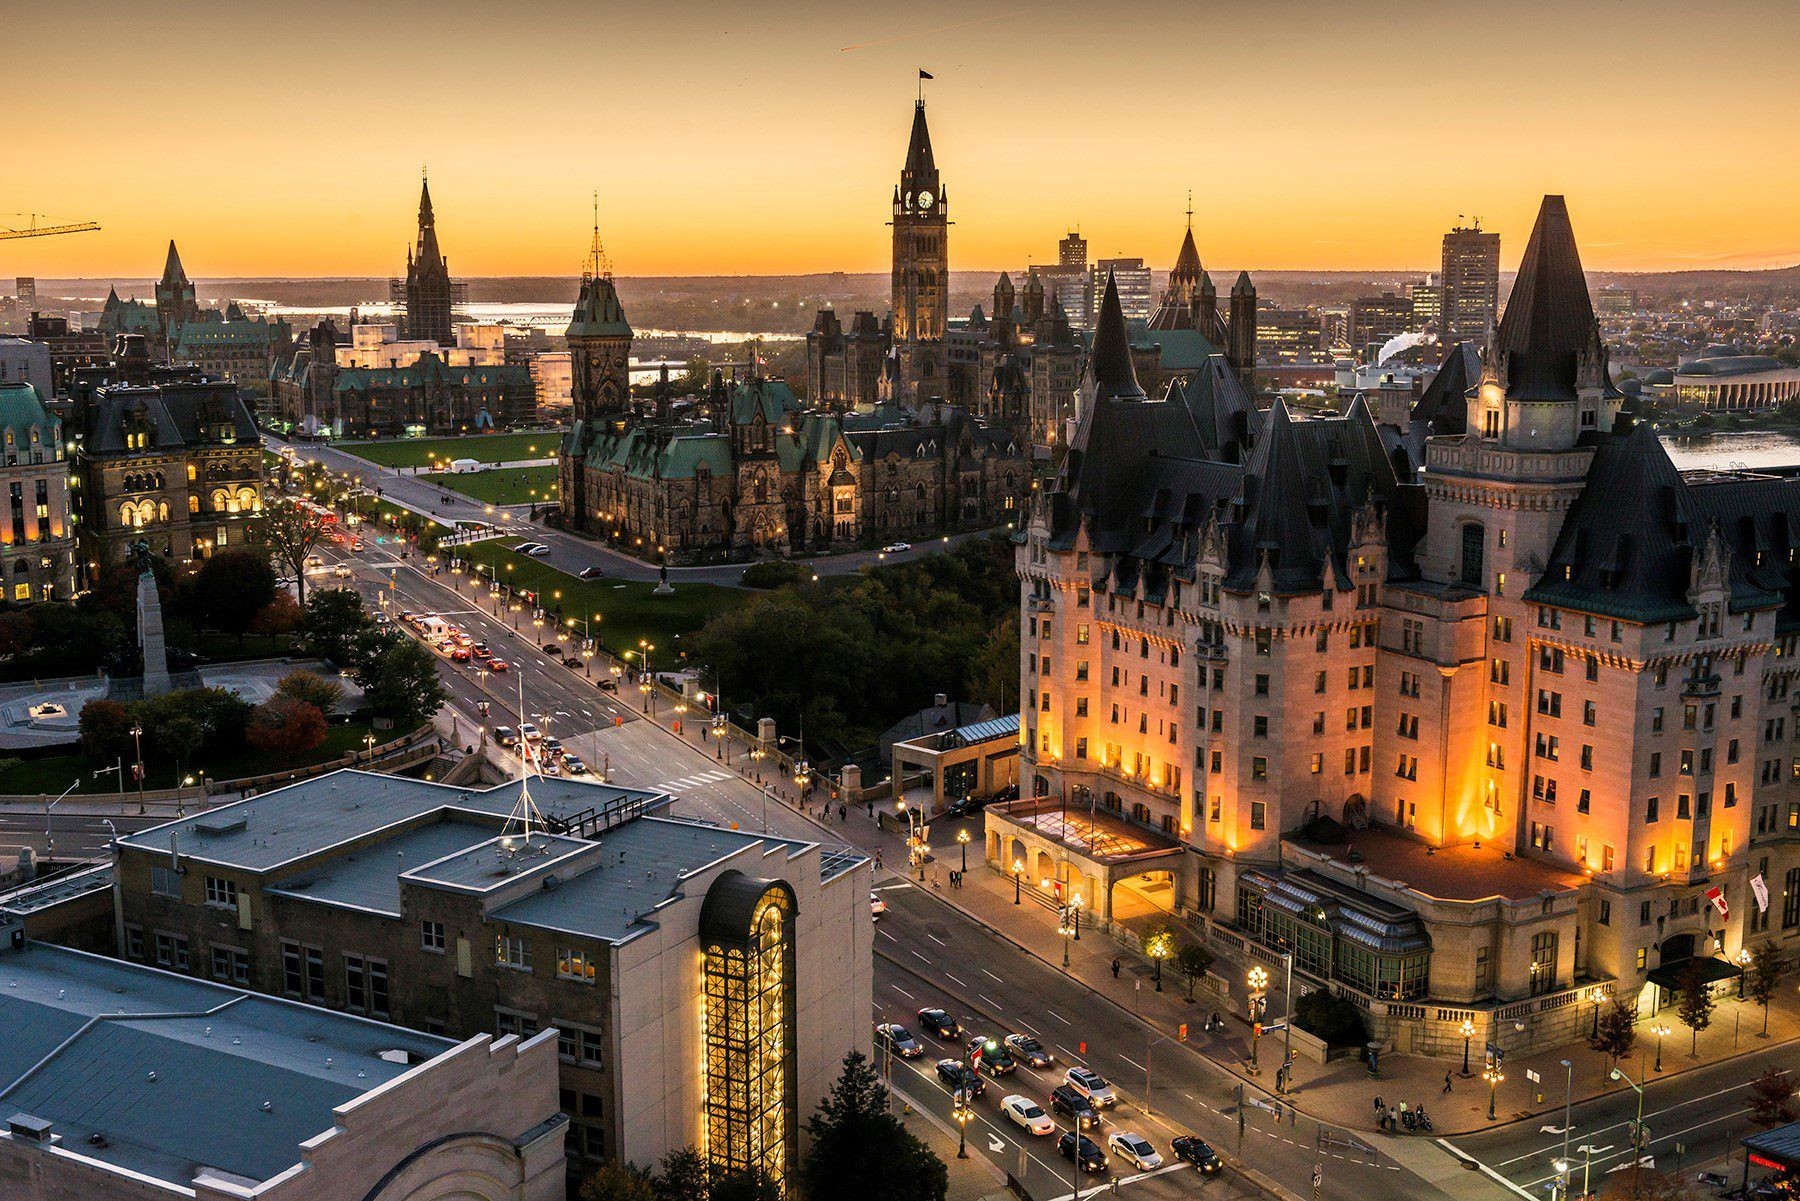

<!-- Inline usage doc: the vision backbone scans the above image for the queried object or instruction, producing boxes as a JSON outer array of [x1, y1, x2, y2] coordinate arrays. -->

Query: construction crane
[[0, 213, 101, 241]]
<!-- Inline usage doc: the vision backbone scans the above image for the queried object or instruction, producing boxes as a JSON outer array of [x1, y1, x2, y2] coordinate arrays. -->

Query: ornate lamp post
[[1482, 1064, 1505, 1121], [1588, 985, 1611, 1039], [952, 1094, 971, 1158], [1737, 949, 1753, 998], [1460, 1018, 1476, 1077], [1651, 1022, 1671, 1072], [957, 828, 970, 873], [1012, 859, 1023, 904], [1247, 965, 1269, 1069], [1059, 904, 1075, 968]]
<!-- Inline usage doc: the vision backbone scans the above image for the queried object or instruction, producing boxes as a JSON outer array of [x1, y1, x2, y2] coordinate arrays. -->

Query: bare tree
[[252, 496, 328, 607]]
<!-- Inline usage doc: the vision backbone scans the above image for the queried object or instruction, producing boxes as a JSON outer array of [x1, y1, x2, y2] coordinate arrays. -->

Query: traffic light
[[1177, 1022, 1188, 1043]]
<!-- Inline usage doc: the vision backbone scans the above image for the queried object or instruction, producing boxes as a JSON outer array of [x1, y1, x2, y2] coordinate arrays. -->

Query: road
[[0, 810, 167, 859], [1449, 1036, 1790, 1197], [269, 431, 1000, 586]]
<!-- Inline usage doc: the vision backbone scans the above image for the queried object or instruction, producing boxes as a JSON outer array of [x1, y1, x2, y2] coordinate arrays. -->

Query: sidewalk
[[603, 682, 1800, 1143], [888, 1081, 1014, 1201]]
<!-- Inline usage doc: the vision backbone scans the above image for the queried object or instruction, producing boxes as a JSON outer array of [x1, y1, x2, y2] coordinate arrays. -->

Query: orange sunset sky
[[10, 0, 1798, 279]]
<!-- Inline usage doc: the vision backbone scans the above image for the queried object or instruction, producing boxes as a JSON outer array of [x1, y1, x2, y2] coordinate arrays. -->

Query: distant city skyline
[[11, 0, 1798, 278]]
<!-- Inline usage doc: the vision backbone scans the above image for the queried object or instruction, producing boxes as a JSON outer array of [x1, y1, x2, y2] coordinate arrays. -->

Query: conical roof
[[567, 274, 631, 340], [1087, 272, 1143, 402], [1171, 227, 1203, 286], [903, 102, 937, 181], [414, 179, 445, 273], [1492, 195, 1602, 402], [162, 240, 187, 283]]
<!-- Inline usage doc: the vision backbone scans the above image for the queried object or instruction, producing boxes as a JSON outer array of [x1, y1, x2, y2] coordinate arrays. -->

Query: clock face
[[917, 190, 934, 211]]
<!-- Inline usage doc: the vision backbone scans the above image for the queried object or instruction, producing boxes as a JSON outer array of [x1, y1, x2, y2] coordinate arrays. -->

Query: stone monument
[[133, 540, 172, 697]]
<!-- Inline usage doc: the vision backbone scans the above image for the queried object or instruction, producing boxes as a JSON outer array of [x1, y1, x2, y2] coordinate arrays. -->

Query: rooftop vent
[[8, 1114, 53, 1143], [193, 814, 246, 837]]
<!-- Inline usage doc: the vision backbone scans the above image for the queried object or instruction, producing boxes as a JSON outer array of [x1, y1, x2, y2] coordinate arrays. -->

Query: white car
[[1001, 1094, 1055, 1136], [332, 563, 353, 578], [870, 892, 887, 918], [881, 542, 912, 553], [517, 543, 552, 558], [518, 722, 542, 742], [1065, 1066, 1117, 1107], [1108, 1131, 1162, 1171]]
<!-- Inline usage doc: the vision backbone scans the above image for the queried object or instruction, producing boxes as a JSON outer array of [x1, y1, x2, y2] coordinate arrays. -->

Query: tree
[[1748, 1067, 1798, 1127], [970, 614, 1019, 715], [578, 1161, 655, 1201], [1633, 1169, 1700, 1201], [1745, 941, 1784, 1037], [707, 1167, 781, 1201], [1594, 995, 1638, 1070], [1293, 989, 1368, 1048], [301, 588, 370, 668], [651, 1147, 709, 1201], [249, 595, 303, 639], [361, 638, 447, 728], [193, 550, 277, 645], [78, 698, 135, 763], [246, 697, 327, 755], [1175, 941, 1215, 1003], [253, 497, 328, 608], [802, 1051, 947, 1201], [1675, 957, 1715, 1056], [275, 669, 344, 714]]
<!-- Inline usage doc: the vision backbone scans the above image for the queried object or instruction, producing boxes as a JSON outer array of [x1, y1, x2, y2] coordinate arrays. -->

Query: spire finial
[[584, 190, 612, 282], [1185, 190, 1193, 231]]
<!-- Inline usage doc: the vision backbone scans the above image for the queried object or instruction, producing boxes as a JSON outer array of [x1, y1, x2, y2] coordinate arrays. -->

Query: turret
[[1228, 271, 1257, 395]]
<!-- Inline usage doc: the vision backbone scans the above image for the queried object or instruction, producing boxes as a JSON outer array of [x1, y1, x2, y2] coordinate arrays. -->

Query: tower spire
[[584, 191, 612, 282], [1185, 189, 1193, 231]]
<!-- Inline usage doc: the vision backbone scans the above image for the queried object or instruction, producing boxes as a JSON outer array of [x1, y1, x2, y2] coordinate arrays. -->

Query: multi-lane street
[[1449, 1039, 1791, 1197]]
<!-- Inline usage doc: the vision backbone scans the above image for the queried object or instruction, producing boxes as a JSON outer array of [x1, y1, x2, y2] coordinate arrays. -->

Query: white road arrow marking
[[988, 1134, 1004, 1153], [1539, 1124, 1569, 1135], [1607, 1157, 1653, 1174]]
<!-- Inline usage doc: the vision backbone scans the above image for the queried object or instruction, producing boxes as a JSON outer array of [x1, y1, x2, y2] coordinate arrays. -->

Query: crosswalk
[[653, 768, 736, 794]]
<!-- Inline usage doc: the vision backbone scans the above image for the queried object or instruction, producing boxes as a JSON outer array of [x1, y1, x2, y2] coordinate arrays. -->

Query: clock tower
[[891, 99, 948, 401]]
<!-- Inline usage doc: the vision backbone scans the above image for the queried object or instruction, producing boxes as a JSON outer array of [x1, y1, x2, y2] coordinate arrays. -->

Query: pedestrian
[[867, 800, 874, 818], [875, 849, 883, 869], [839, 804, 847, 822], [876, 811, 884, 830], [1373, 1095, 1384, 1117], [1111, 957, 1121, 980], [1442, 1070, 1452, 1094]]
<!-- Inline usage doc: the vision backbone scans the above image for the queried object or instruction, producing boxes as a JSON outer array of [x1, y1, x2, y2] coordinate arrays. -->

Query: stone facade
[[68, 337, 264, 579], [1001, 198, 1800, 1053], [0, 382, 75, 601]]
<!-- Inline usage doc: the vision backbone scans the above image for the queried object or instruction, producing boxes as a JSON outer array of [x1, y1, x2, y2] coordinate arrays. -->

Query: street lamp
[[363, 733, 377, 765], [130, 723, 145, 814], [1482, 1064, 1504, 1121], [1460, 1018, 1476, 1077], [1650, 1022, 1671, 1072], [1059, 903, 1075, 968], [957, 828, 969, 873], [1012, 859, 1023, 904], [1737, 948, 1753, 998], [1247, 965, 1269, 1069], [1610, 1064, 1646, 1201], [1588, 984, 1611, 1039], [952, 1093, 971, 1159]]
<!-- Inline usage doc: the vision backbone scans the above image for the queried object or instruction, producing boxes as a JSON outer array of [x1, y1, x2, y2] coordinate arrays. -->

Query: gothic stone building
[[68, 335, 263, 578], [0, 382, 75, 601], [996, 198, 1800, 1057], [560, 272, 1027, 563]]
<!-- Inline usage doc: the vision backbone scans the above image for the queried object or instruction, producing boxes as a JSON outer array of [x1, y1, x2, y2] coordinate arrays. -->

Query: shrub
[[740, 561, 811, 590], [79, 699, 136, 762], [245, 697, 327, 755], [1293, 988, 1368, 1048], [275, 669, 345, 714]]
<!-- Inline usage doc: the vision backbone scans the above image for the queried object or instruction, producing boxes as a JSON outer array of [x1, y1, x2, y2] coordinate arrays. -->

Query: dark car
[[1171, 1136, 1223, 1175], [1059, 1131, 1108, 1173], [598, 678, 617, 692], [541, 643, 563, 658], [945, 794, 989, 819], [934, 1059, 984, 1098], [967, 1035, 1016, 1076], [564, 655, 585, 669], [916, 1008, 961, 1040], [493, 726, 519, 749], [1050, 1084, 1100, 1130], [1004, 1033, 1054, 1069], [874, 1023, 924, 1059]]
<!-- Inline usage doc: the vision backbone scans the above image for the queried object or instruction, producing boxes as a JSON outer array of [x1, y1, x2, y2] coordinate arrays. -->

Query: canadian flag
[[1704, 885, 1729, 922]]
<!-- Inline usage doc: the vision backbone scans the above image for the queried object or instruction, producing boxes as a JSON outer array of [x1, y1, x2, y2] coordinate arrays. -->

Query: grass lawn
[[454, 540, 740, 660], [420, 466, 559, 507], [339, 431, 564, 470], [0, 721, 381, 795]]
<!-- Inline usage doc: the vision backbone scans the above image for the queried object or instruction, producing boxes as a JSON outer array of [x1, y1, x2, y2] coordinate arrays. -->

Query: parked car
[[598, 678, 617, 692], [967, 1035, 1016, 1076], [916, 1008, 960, 1040], [578, 566, 604, 579], [541, 643, 563, 658], [1000, 1094, 1054, 1136], [1108, 1132, 1162, 1171], [945, 794, 989, 818], [874, 1023, 923, 1059], [563, 755, 589, 775], [523, 544, 552, 558], [513, 542, 544, 555], [870, 892, 887, 918], [934, 1059, 984, 1099], [881, 542, 911, 553], [564, 656, 585, 669], [1058, 1131, 1107, 1173], [1050, 1084, 1100, 1130], [488, 658, 509, 672], [1004, 1033, 1054, 1069], [1170, 1136, 1223, 1175], [493, 727, 519, 749], [1065, 1066, 1117, 1107]]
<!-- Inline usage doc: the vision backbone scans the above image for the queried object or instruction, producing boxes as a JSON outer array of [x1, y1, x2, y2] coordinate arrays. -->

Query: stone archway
[[1342, 793, 1369, 829], [361, 1130, 529, 1201]]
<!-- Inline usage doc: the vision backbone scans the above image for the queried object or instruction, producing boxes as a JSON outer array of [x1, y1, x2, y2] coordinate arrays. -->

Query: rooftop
[[118, 769, 668, 873], [1288, 824, 1587, 903], [0, 942, 451, 1189], [989, 797, 1182, 864]]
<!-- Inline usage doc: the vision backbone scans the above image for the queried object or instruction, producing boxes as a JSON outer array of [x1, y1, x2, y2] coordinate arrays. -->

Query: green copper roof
[[0, 383, 59, 450], [567, 276, 632, 340], [731, 378, 797, 426]]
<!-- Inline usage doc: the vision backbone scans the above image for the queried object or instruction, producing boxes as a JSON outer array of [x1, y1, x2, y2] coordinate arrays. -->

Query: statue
[[131, 538, 155, 578]]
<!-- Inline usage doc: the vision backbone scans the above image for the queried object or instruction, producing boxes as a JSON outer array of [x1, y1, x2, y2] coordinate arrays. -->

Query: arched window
[[213, 488, 232, 513], [119, 502, 137, 528], [188, 495, 199, 515], [187, 463, 197, 483], [157, 501, 169, 523], [237, 486, 259, 513]]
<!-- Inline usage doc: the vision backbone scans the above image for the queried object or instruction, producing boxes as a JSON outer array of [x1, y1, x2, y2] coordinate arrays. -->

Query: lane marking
[[977, 993, 1002, 1011], [1045, 1009, 1069, 1025], [890, 984, 914, 1000], [945, 973, 966, 987], [982, 968, 1005, 983]]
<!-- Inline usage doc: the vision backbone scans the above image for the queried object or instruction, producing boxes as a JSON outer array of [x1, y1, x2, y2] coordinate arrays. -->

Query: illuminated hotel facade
[[996, 196, 1800, 1055]]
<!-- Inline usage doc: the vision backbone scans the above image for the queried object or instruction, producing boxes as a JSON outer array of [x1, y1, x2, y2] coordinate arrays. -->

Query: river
[[1661, 430, 1800, 472]]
